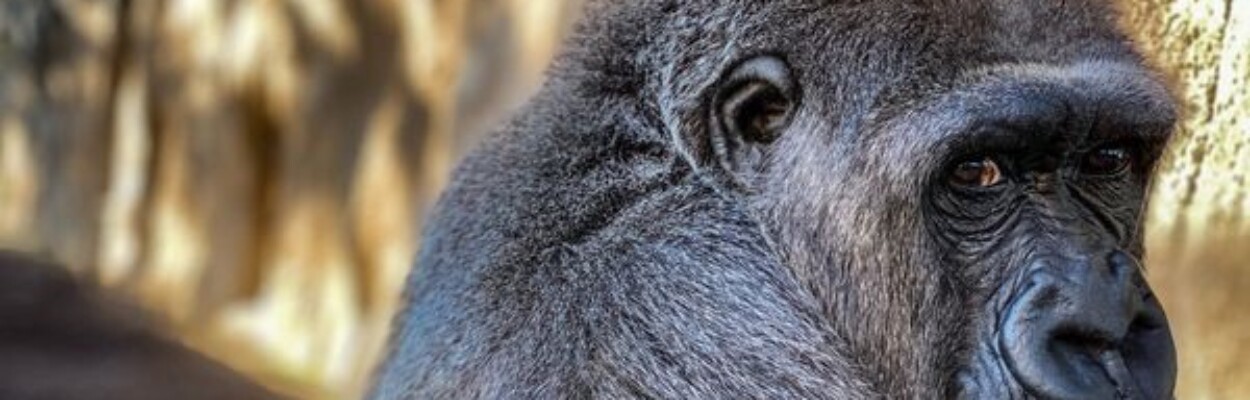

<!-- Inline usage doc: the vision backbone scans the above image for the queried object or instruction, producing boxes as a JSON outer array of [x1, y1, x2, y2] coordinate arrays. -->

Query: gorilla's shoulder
[[0, 251, 101, 328], [0, 251, 281, 399]]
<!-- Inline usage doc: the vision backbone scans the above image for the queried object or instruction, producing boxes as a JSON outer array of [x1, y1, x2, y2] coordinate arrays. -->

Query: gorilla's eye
[[1081, 146, 1133, 176], [950, 157, 1004, 188]]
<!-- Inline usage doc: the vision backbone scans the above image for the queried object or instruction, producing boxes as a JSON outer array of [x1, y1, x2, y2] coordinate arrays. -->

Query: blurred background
[[0, 0, 1245, 398]]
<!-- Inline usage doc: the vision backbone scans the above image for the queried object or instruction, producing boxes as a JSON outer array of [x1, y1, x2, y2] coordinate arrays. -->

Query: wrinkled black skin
[[0, 252, 280, 400], [373, 0, 1177, 398]]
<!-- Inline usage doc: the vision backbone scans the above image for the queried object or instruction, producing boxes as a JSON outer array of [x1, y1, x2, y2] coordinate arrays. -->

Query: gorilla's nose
[[999, 251, 1176, 400]]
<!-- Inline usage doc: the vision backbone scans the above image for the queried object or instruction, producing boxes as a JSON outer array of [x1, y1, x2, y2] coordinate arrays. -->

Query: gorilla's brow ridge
[[879, 60, 1176, 160]]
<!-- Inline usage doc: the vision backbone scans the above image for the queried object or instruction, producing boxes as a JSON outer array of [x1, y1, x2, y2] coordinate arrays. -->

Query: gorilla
[[373, 0, 1178, 398], [0, 252, 279, 400]]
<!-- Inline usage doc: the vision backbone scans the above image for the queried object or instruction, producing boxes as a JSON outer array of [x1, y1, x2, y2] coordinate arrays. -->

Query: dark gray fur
[[0, 251, 280, 399], [373, 1, 1174, 398]]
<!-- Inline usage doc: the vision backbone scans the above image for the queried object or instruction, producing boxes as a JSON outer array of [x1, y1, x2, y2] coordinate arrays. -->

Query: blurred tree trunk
[[1, 0, 580, 397], [0, 0, 121, 274]]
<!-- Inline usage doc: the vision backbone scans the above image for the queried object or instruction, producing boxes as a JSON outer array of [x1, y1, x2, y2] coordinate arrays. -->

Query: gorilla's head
[[569, 0, 1177, 397]]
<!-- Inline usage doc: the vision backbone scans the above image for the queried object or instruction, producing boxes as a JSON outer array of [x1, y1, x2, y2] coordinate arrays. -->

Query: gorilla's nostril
[[1054, 329, 1114, 356], [999, 260, 1176, 400], [1046, 329, 1121, 391]]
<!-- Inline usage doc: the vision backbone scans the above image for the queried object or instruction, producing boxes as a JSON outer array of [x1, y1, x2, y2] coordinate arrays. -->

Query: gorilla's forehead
[[567, 0, 1169, 159], [749, 0, 1153, 141], [775, 0, 1135, 64], [861, 60, 1177, 156], [570, 0, 1143, 95]]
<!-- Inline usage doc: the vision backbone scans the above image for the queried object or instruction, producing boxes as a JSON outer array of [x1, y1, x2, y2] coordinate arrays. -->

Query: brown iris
[[950, 157, 1004, 188]]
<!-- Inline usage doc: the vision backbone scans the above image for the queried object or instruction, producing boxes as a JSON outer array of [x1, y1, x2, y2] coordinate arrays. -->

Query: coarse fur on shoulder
[[371, 1, 877, 398], [372, 0, 1156, 398], [0, 251, 281, 400]]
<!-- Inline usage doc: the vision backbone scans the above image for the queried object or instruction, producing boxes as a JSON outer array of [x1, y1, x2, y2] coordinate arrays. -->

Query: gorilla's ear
[[717, 56, 797, 143], [706, 55, 798, 185]]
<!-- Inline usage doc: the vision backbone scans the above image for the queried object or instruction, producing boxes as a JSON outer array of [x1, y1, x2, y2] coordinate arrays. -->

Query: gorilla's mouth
[[962, 253, 1176, 400]]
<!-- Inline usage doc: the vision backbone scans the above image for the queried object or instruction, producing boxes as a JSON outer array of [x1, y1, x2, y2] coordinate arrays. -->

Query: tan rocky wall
[[1120, 1, 1250, 398]]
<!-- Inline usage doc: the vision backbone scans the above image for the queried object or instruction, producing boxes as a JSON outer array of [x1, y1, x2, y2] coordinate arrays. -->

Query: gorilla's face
[[901, 63, 1177, 399], [708, 48, 1177, 400]]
